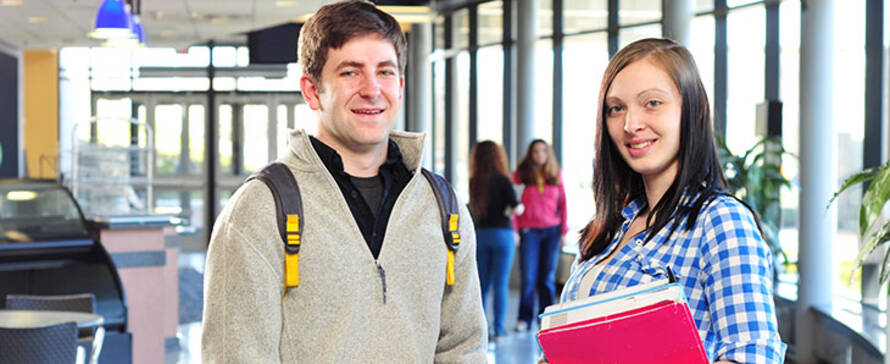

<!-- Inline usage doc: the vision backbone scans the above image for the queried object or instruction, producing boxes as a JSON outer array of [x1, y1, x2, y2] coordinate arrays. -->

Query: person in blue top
[[559, 38, 786, 363]]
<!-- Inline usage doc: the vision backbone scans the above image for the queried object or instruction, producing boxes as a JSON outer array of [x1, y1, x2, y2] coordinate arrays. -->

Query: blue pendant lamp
[[89, 0, 133, 39], [132, 14, 146, 45]]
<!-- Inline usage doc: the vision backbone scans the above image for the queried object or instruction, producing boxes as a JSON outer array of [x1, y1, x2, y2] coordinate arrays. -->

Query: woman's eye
[[606, 105, 623, 115], [646, 100, 662, 108]]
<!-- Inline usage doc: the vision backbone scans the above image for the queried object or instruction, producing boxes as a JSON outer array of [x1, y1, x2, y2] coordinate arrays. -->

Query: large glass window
[[477, 46, 504, 144], [433, 60, 447, 174], [689, 15, 716, 114], [832, 0, 866, 298], [478, 1, 503, 45], [779, 0, 800, 271], [618, 24, 662, 49], [725, 5, 765, 154], [456, 53, 471, 202], [539, 0, 554, 37], [535, 39, 554, 143], [562, 32, 609, 236], [154, 104, 184, 174], [564, 0, 608, 33], [242, 105, 270, 173], [618, 0, 661, 25], [188, 105, 205, 174], [452, 9, 470, 50]]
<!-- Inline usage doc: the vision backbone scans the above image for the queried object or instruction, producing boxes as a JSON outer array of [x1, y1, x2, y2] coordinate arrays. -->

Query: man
[[201, 1, 487, 362]]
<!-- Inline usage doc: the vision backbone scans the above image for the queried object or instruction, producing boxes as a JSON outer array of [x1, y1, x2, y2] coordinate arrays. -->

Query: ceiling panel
[[0, 0, 432, 49]]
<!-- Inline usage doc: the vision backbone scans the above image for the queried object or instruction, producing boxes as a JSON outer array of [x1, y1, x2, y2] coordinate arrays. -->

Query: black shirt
[[471, 173, 519, 229], [309, 136, 412, 259]]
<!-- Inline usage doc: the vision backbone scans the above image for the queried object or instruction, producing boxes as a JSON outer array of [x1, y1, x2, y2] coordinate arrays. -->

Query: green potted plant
[[716, 136, 794, 267], [830, 161, 890, 285]]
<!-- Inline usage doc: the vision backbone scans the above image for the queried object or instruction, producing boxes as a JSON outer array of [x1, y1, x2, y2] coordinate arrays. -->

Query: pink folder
[[537, 299, 708, 364]]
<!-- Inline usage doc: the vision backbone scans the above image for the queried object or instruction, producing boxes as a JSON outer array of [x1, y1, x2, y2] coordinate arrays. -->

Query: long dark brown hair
[[516, 139, 561, 186], [578, 38, 729, 263], [469, 141, 511, 220]]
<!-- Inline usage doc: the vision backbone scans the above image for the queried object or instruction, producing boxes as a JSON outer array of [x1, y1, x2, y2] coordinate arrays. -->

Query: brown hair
[[469, 141, 511, 220], [578, 38, 730, 262], [516, 139, 560, 186], [298, 0, 407, 82]]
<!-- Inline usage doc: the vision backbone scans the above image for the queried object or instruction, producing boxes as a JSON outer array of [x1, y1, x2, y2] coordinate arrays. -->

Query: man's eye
[[341, 71, 356, 77], [380, 70, 396, 76]]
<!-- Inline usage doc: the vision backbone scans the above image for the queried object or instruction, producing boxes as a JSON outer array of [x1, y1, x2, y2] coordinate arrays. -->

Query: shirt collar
[[309, 136, 404, 176]]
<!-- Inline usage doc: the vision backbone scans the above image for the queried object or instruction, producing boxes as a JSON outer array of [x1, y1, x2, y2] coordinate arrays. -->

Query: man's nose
[[358, 74, 381, 98]]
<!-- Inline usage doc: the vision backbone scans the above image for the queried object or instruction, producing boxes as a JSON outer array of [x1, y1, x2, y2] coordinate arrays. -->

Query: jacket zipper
[[376, 260, 387, 304]]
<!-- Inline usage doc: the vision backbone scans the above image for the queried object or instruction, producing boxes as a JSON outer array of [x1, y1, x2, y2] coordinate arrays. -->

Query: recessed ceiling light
[[276, 1, 299, 6], [28, 16, 48, 23], [1, 0, 23, 6], [160, 30, 178, 37]]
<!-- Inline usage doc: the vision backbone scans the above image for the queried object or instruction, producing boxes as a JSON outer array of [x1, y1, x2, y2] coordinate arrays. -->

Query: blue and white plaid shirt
[[561, 194, 786, 363]]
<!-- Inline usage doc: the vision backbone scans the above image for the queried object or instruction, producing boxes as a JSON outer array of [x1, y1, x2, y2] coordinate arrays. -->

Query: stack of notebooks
[[537, 279, 708, 364]]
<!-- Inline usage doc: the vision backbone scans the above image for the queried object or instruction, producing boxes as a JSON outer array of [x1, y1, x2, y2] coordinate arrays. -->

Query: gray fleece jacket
[[201, 129, 488, 363]]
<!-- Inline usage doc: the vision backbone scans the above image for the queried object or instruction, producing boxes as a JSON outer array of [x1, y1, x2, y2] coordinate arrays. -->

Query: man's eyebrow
[[378, 60, 398, 69], [334, 61, 364, 71]]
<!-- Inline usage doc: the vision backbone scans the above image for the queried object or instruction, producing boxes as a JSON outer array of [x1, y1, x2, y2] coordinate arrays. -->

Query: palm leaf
[[829, 166, 880, 208], [860, 163, 890, 238]]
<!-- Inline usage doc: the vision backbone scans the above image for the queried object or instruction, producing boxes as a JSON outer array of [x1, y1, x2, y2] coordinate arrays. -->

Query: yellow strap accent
[[445, 250, 455, 286], [286, 214, 300, 232], [285, 252, 300, 288], [448, 213, 458, 232], [287, 234, 300, 245], [451, 232, 460, 246]]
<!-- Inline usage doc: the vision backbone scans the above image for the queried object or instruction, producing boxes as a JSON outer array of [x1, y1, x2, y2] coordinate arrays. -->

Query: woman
[[513, 139, 568, 332], [469, 141, 522, 339], [560, 38, 785, 363]]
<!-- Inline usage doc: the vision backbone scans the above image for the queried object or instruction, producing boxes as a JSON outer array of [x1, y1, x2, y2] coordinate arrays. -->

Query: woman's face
[[531, 142, 548, 166], [604, 58, 683, 186]]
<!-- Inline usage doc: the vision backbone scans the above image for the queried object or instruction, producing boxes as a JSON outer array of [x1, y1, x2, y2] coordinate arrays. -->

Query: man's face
[[300, 33, 404, 153]]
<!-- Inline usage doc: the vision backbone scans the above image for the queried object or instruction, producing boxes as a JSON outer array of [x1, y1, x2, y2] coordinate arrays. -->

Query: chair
[[0, 321, 86, 364], [6, 293, 103, 364]]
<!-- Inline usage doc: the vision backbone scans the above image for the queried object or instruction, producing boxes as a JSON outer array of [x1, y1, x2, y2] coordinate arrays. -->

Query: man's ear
[[300, 76, 322, 110], [398, 76, 405, 104]]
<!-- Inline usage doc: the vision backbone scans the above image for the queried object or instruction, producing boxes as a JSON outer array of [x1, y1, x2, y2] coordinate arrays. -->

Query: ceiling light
[[89, 0, 134, 39], [160, 30, 177, 37], [132, 14, 146, 45], [1, 0, 23, 6], [27, 16, 48, 23], [276, 1, 299, 6]]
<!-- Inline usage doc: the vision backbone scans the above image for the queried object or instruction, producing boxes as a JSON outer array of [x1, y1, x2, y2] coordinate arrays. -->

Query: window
[[618, 0, 661, 25], [478, 1, 503, 46], [535, 39, 554, 143], [562, 32, 609, 235], [477, 46, 504, 144], [564, 0, 608, 34], [725, 4, 765, 154]]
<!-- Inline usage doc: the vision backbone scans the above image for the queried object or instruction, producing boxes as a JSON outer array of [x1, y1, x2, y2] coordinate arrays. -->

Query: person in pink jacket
[[512, 139, 568, 331]]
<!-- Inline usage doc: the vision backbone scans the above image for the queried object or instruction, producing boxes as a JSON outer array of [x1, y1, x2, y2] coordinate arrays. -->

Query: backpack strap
[[246, 162, 304, 295], [420, 168, 461, 286]]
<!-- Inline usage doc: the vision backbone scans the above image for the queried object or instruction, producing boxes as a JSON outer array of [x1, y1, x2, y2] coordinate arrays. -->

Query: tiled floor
[[167, 250, 543, 364]]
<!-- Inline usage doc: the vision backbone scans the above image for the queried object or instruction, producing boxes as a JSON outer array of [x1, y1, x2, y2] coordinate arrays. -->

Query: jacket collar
[[286, 129, 427, 173]]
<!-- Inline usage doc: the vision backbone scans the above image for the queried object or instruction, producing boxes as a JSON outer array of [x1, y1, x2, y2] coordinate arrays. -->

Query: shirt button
[[351, 190, 359, 198], [635, 241, 642, 247]]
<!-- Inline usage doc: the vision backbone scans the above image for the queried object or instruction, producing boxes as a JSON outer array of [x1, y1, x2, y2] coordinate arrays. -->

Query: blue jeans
[[517, 225, 561, 325], [475, 227, 516, 336]]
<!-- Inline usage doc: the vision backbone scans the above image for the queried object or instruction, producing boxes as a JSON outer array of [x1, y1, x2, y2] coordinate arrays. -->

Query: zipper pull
[[376, 261, 387, 304]]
